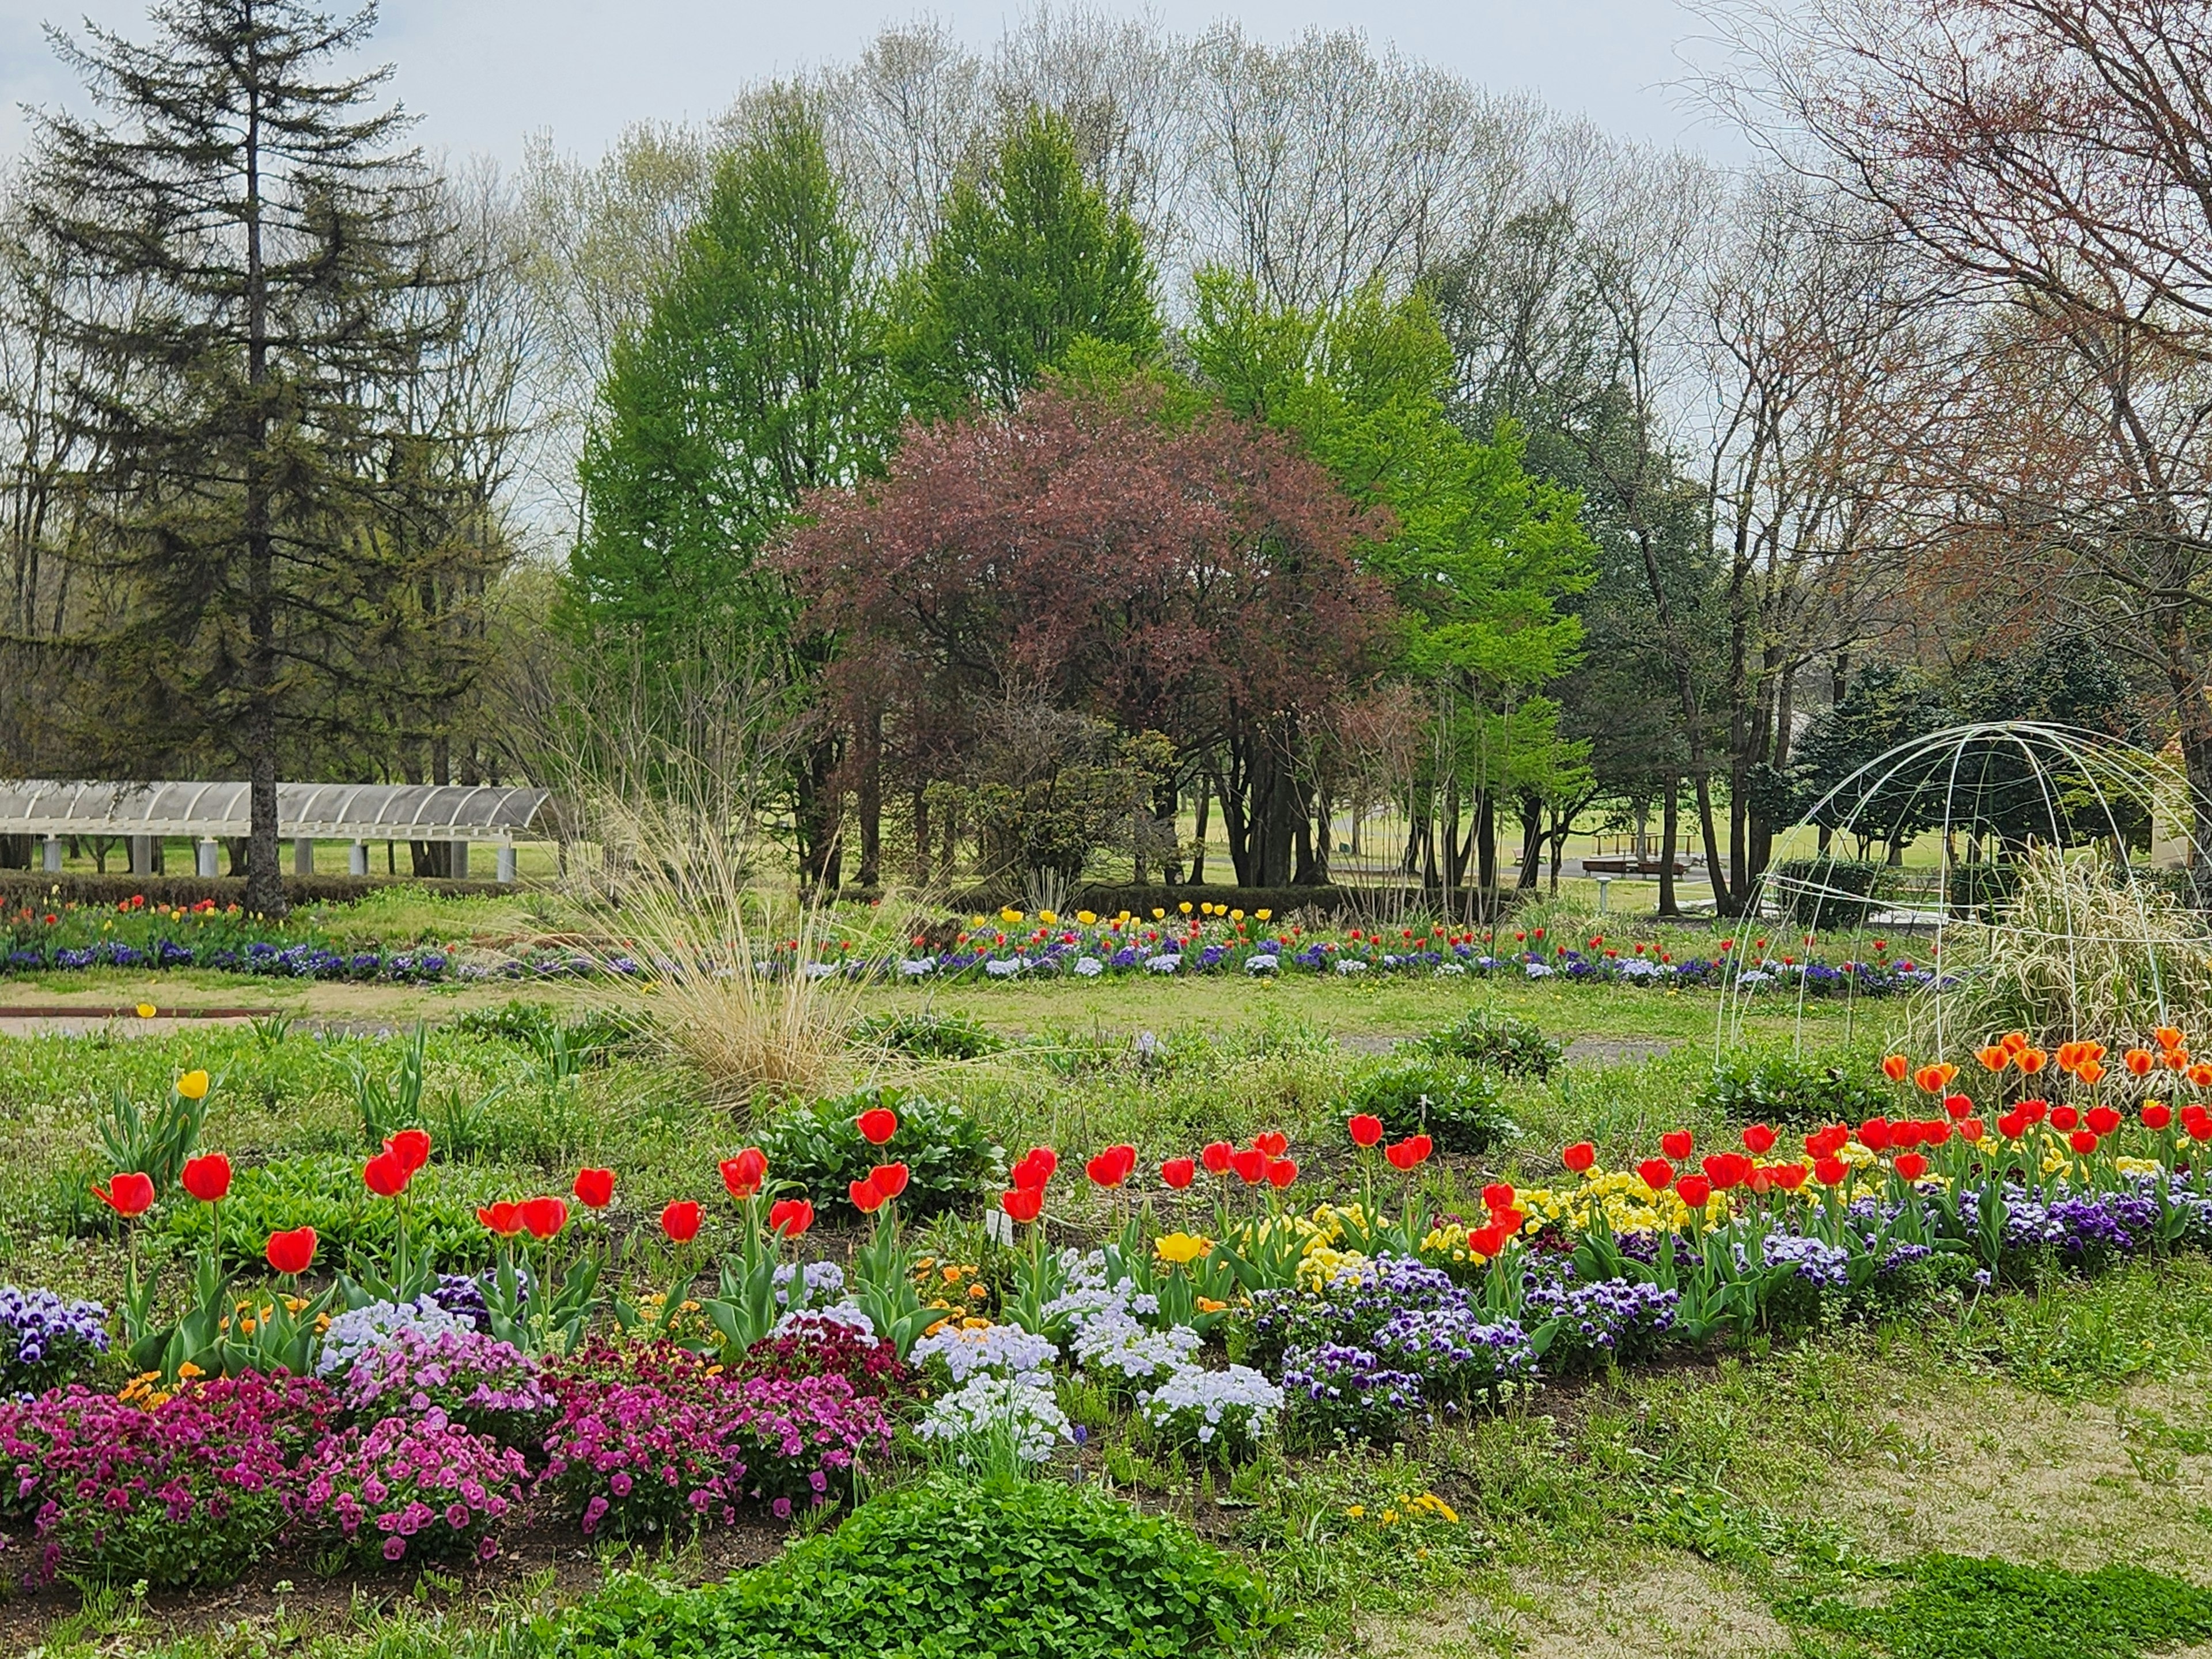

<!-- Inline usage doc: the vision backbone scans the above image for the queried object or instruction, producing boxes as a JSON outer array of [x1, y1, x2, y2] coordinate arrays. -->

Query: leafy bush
[[1778, 1554, 2212, 1659], [848, 1007, 1006, 1061], [1766, 856, 1889, 929], [1408, 1009, 1560, 1079], [1698, 1050, 1885, 1127], [145, 1153, 509, 1271], [1340, 1056, 1517, 1154], [544, 1477, 1277, 1658], [759, 1088, 999, 1224], [449, 998, 644, 1058], [0, 1370, 336, 1588]]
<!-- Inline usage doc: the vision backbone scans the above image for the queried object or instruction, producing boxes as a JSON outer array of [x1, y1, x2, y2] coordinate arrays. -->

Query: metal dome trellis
[[1718, 721, 2212, 1059]]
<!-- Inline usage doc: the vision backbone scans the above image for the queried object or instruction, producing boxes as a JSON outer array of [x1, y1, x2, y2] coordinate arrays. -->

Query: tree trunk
[[1189, 778, 1210, 885], [911, 785, 930, 885], [1658, 774, 1681, 917], [856, 711, 882, 889], [1516, 795, 1543, 890], [240, 58, 286, 917]]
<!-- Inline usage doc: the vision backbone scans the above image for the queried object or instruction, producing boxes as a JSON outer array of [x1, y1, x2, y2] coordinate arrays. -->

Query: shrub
[[1766, 856, 1889, 929], [0, 1370, 336, 1588], [1408, 1009, 1561, 1079], [294, 1410, 529, 1567], [847, 1008, 1005, 1061], [1340, 1056, 1517, 1155], [544, 1477, 1277, 1659], [0, 1287, 109, 1397], [336, 1328, 553, 1453], [758, 1088, 999, 1224], [1697, 1050, 1885, 1127], [540, 1340, 892, 1536]]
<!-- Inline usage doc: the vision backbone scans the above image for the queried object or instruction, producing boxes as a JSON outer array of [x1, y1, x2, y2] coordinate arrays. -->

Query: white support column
[[349, 840, 369, 877], [450, 840, 469, 881], [40, 836, 60, 874], [130, 835, 155, 876], [195, 838, 219, 878], [293, 838, 314, 876], [496, 843, 516, 884]]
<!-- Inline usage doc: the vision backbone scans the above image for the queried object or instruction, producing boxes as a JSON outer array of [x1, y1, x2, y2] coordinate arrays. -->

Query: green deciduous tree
[[892, 108, 1160, 418]]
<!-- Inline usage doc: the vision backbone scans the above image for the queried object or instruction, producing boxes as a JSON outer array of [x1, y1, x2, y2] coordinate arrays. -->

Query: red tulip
[[181, 1153, 232, 1203], [1347, 1114, 1385, 1147], [2069, 1129, 2100, 1154], [1771, 1162, 1809, 1190], [478, 1201, 523, 1236], [93, 1172, 156, 1217], [1891, 1120, 1923, 1150], [1160, 1157, 1196, 1189], [1012, 1147, 1059, 1190], [386, 1127, 431, 1173], [1562, 1141, 1596, 1173], [1960, 1118, 1985, 1142], [1001, 1185, 1043, 1224], [2191, 1119, 2212, 1143], [1859, 1117, 1892, 1152], [1893, 1153, 1929, 1181], [2050, 1105, 2080, 1132], [572, 1167, 615, 1209], [1482, 1182, 1516, 1211], [1253, 1131, 1289, 1158], [1813, 1156, 1849, 1185], [720, 1148, 767, 1200], [1229, 1147, 1268, 1184], [856, 1108, 899, 1145], [869, 1162, 910, 1199], [363, 1149, 409, 1198], [1086, 1146, 1137, 1188], [1469, 1223, 1508, 1258], [1660, 1130, 1694, 1160], [1741, 1123, 1777, 1155], [2086, 1105, 2122, 1136], [660, 1200, 702, 1243], [1266, 1158, 1298, 1188], [520, 1195, 569, 1238], [1199, 1141, 1234, 1176], [2144, 1103, 2175, 1130], [1941, 1093, 1972, 1122], [1998, 1109, 2028, 1139], [768, 1198, 813, 1237], [1675, 1175, 1712, 1209], [2020, 1099, 2050, 1123], [1637, 1158, 1675, 1191], [265, 1226, 317, 1275], [1384, 1135, 1431, 1172], [849, 1177, 888, 1214]]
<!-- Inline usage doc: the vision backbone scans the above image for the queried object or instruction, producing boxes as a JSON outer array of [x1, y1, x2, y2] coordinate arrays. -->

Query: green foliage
[[142, 1154, 509, 1273], [848, 1009, 1005, 1062], [543, 1477, 1275, 1658], [1408, 1009, 1560, 1078], [757, 1088, 1000, 1224], [1778, 1555, 2212, 1659], [1789, 663, 1950, 854], [1697, 1049, 1886, 1127], [893, 108, 1160, 417], [1340, 1055, 1517, 1154], [567, 91, 889, 649], [95, 1080, 207, 1191], [1767, 856, 1891, 930], [450, 999, 645, 1058]]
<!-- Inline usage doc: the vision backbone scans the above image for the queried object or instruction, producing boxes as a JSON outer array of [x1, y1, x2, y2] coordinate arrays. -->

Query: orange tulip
[[2190, 1062, 2212, 1089], [2002, 1031, 2029, 1054], [2078, 1060, 2107, 1086], [2154, 1026, 2185, 1051], [2017, 1047, 2047, 1074], [2125, 1048, 2156, 1078], [1882, 1054, 1910, 1082], [2164, 1047, 2191, 1070], [1912, 1063, 1957, 1094], [1975, 1045, 2010, 1073]]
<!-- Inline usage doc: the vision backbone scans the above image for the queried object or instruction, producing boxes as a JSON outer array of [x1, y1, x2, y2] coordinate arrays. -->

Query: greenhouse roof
[[0, 781, 555, 842]]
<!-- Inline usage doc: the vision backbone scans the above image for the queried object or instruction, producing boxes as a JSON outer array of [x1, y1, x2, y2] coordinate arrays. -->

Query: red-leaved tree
[[778, 382, 1393, 888]]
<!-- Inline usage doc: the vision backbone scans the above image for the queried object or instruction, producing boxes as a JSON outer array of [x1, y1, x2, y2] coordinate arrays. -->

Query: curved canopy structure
[[0, 781, 556, 843]]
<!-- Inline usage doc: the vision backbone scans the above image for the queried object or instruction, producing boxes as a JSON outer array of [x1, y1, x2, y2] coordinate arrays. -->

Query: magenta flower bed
[[296, 1408, 530, 1566]]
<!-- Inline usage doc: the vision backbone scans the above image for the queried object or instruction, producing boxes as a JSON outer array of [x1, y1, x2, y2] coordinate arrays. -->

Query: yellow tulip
[[1153, 1231, 1211, 1266], [1076, 910, 1097, 926], [135, 1002, 157, 1019], [176, 1069, 210, 1100]]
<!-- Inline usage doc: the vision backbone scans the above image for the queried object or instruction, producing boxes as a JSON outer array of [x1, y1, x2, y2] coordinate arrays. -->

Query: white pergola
[[0, 780, 556, 881]]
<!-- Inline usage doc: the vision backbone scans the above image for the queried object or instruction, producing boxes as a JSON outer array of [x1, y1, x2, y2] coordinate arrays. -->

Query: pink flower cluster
[[734, 1314, 910, 1399], [338, 1328, 552, 1454], [541, 1341, 892, 1536], [296, 1408, 529, 1565], [0, 1372, 336, 1589]]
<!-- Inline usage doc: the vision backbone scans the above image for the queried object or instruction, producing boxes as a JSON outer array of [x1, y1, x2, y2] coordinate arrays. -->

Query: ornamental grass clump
[[338, 1328, 553, 1455], [0, 1370, 336, 1588], [296, 1408, 528, 1567], [0, 1287, 109, 1397]]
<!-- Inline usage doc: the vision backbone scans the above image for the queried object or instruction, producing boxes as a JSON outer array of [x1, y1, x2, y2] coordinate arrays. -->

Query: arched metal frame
[[0, 781, 556, 843]]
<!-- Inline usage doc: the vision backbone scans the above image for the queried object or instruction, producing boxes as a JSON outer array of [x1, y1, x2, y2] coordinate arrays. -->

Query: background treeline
[[2, 2, 2203, 912]]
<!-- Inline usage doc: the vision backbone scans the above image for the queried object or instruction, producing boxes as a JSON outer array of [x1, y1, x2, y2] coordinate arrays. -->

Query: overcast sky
[[0, 0, 1748, 170]]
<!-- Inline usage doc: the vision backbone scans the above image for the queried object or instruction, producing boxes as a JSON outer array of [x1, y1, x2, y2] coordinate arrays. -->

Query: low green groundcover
[[546, 1478, 1275, 1658], [1780, 1555, 2212, 1659]]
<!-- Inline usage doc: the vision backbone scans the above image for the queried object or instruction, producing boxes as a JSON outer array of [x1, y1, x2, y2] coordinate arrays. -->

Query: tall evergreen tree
[[893, 108, 1159, 418], [28, 0, 450, 911], [566, 93, 890, 887]]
